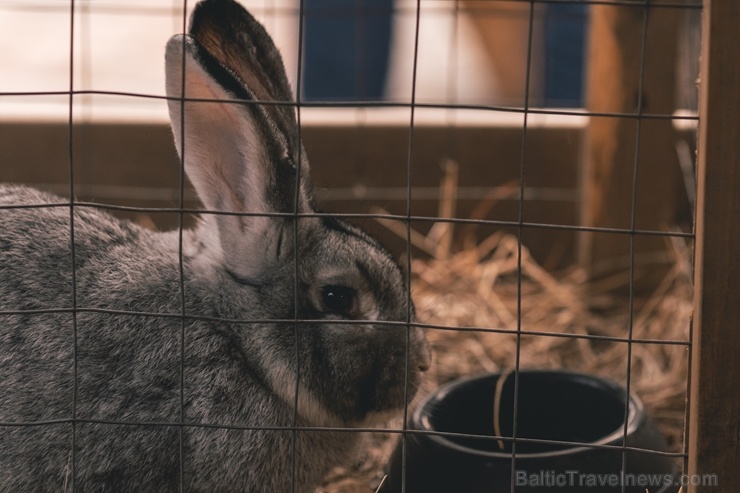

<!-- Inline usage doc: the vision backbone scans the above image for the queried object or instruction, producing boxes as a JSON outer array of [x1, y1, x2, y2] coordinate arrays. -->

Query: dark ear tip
[[189, 0, 250, 36]]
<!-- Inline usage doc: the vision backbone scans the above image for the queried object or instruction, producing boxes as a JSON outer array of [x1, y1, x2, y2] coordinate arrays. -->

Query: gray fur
[[0, 1, 431, 491]]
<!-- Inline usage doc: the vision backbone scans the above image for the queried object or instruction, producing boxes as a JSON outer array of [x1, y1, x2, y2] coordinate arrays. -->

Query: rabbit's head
[[165, 0, 431, 427]]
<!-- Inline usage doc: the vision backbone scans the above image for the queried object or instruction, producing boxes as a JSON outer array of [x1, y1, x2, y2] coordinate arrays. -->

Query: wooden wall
[[688, 0, 740, 490], [0, 118, 585, 269]]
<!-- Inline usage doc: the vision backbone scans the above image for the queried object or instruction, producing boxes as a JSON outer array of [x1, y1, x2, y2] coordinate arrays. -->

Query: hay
[[411, 231, 692, 448], [320, 171, 692, 492]]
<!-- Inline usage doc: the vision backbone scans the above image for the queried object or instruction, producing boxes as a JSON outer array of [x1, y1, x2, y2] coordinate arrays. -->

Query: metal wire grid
[[0, 0, 701, 492]]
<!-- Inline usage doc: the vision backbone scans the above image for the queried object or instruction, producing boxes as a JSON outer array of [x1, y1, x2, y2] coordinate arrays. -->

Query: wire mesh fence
[[0, 0, 712, 492]]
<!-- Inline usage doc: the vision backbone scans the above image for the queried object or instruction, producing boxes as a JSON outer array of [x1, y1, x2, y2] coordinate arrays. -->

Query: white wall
[[0, 0, 500, 122]]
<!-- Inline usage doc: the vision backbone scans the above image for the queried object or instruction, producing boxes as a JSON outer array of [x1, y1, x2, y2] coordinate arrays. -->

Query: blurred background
[[0, 0, 700, 268]]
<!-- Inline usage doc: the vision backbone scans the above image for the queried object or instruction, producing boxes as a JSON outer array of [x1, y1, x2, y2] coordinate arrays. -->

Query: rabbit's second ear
[[165, 35, 303, 281]]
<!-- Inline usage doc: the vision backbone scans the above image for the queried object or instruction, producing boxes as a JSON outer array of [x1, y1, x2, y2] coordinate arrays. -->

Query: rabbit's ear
[[188, 0, 297, 142], [165, 0, 312, 282]]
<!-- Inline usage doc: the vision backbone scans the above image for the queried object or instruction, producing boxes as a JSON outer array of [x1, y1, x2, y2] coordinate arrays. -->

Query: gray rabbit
[[0, 0, 431, 491]]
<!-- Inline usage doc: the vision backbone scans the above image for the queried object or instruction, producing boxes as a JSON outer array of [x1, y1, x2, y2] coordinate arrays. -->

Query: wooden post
[[461, 1, 545, 106], [579, 2, 682, 291], [688, 0, 740, 490]]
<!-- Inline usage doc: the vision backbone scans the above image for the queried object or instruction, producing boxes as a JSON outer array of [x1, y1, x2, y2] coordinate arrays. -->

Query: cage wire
[[0, 0, 703, 492]]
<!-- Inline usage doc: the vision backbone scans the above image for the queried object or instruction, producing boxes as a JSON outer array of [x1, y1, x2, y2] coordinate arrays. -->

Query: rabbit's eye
[[320, 285, 357, 316]]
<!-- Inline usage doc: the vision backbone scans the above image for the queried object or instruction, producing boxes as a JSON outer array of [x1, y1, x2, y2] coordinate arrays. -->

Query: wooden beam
[[579, 2, 683, 291], [688, 0, 740, 491]]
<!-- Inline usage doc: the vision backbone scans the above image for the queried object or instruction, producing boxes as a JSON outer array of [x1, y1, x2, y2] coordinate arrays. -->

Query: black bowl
[[381, 371, 678, 493]]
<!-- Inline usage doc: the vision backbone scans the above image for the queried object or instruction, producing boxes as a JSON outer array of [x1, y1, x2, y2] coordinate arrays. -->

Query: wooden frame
[[580, 1, 683, 291], [688, 0, 740, 491]]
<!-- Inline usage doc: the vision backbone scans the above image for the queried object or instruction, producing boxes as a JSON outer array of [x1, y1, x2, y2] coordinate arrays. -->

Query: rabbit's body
[[0, 185, 366, 491], [0, 1, 431, 490]]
